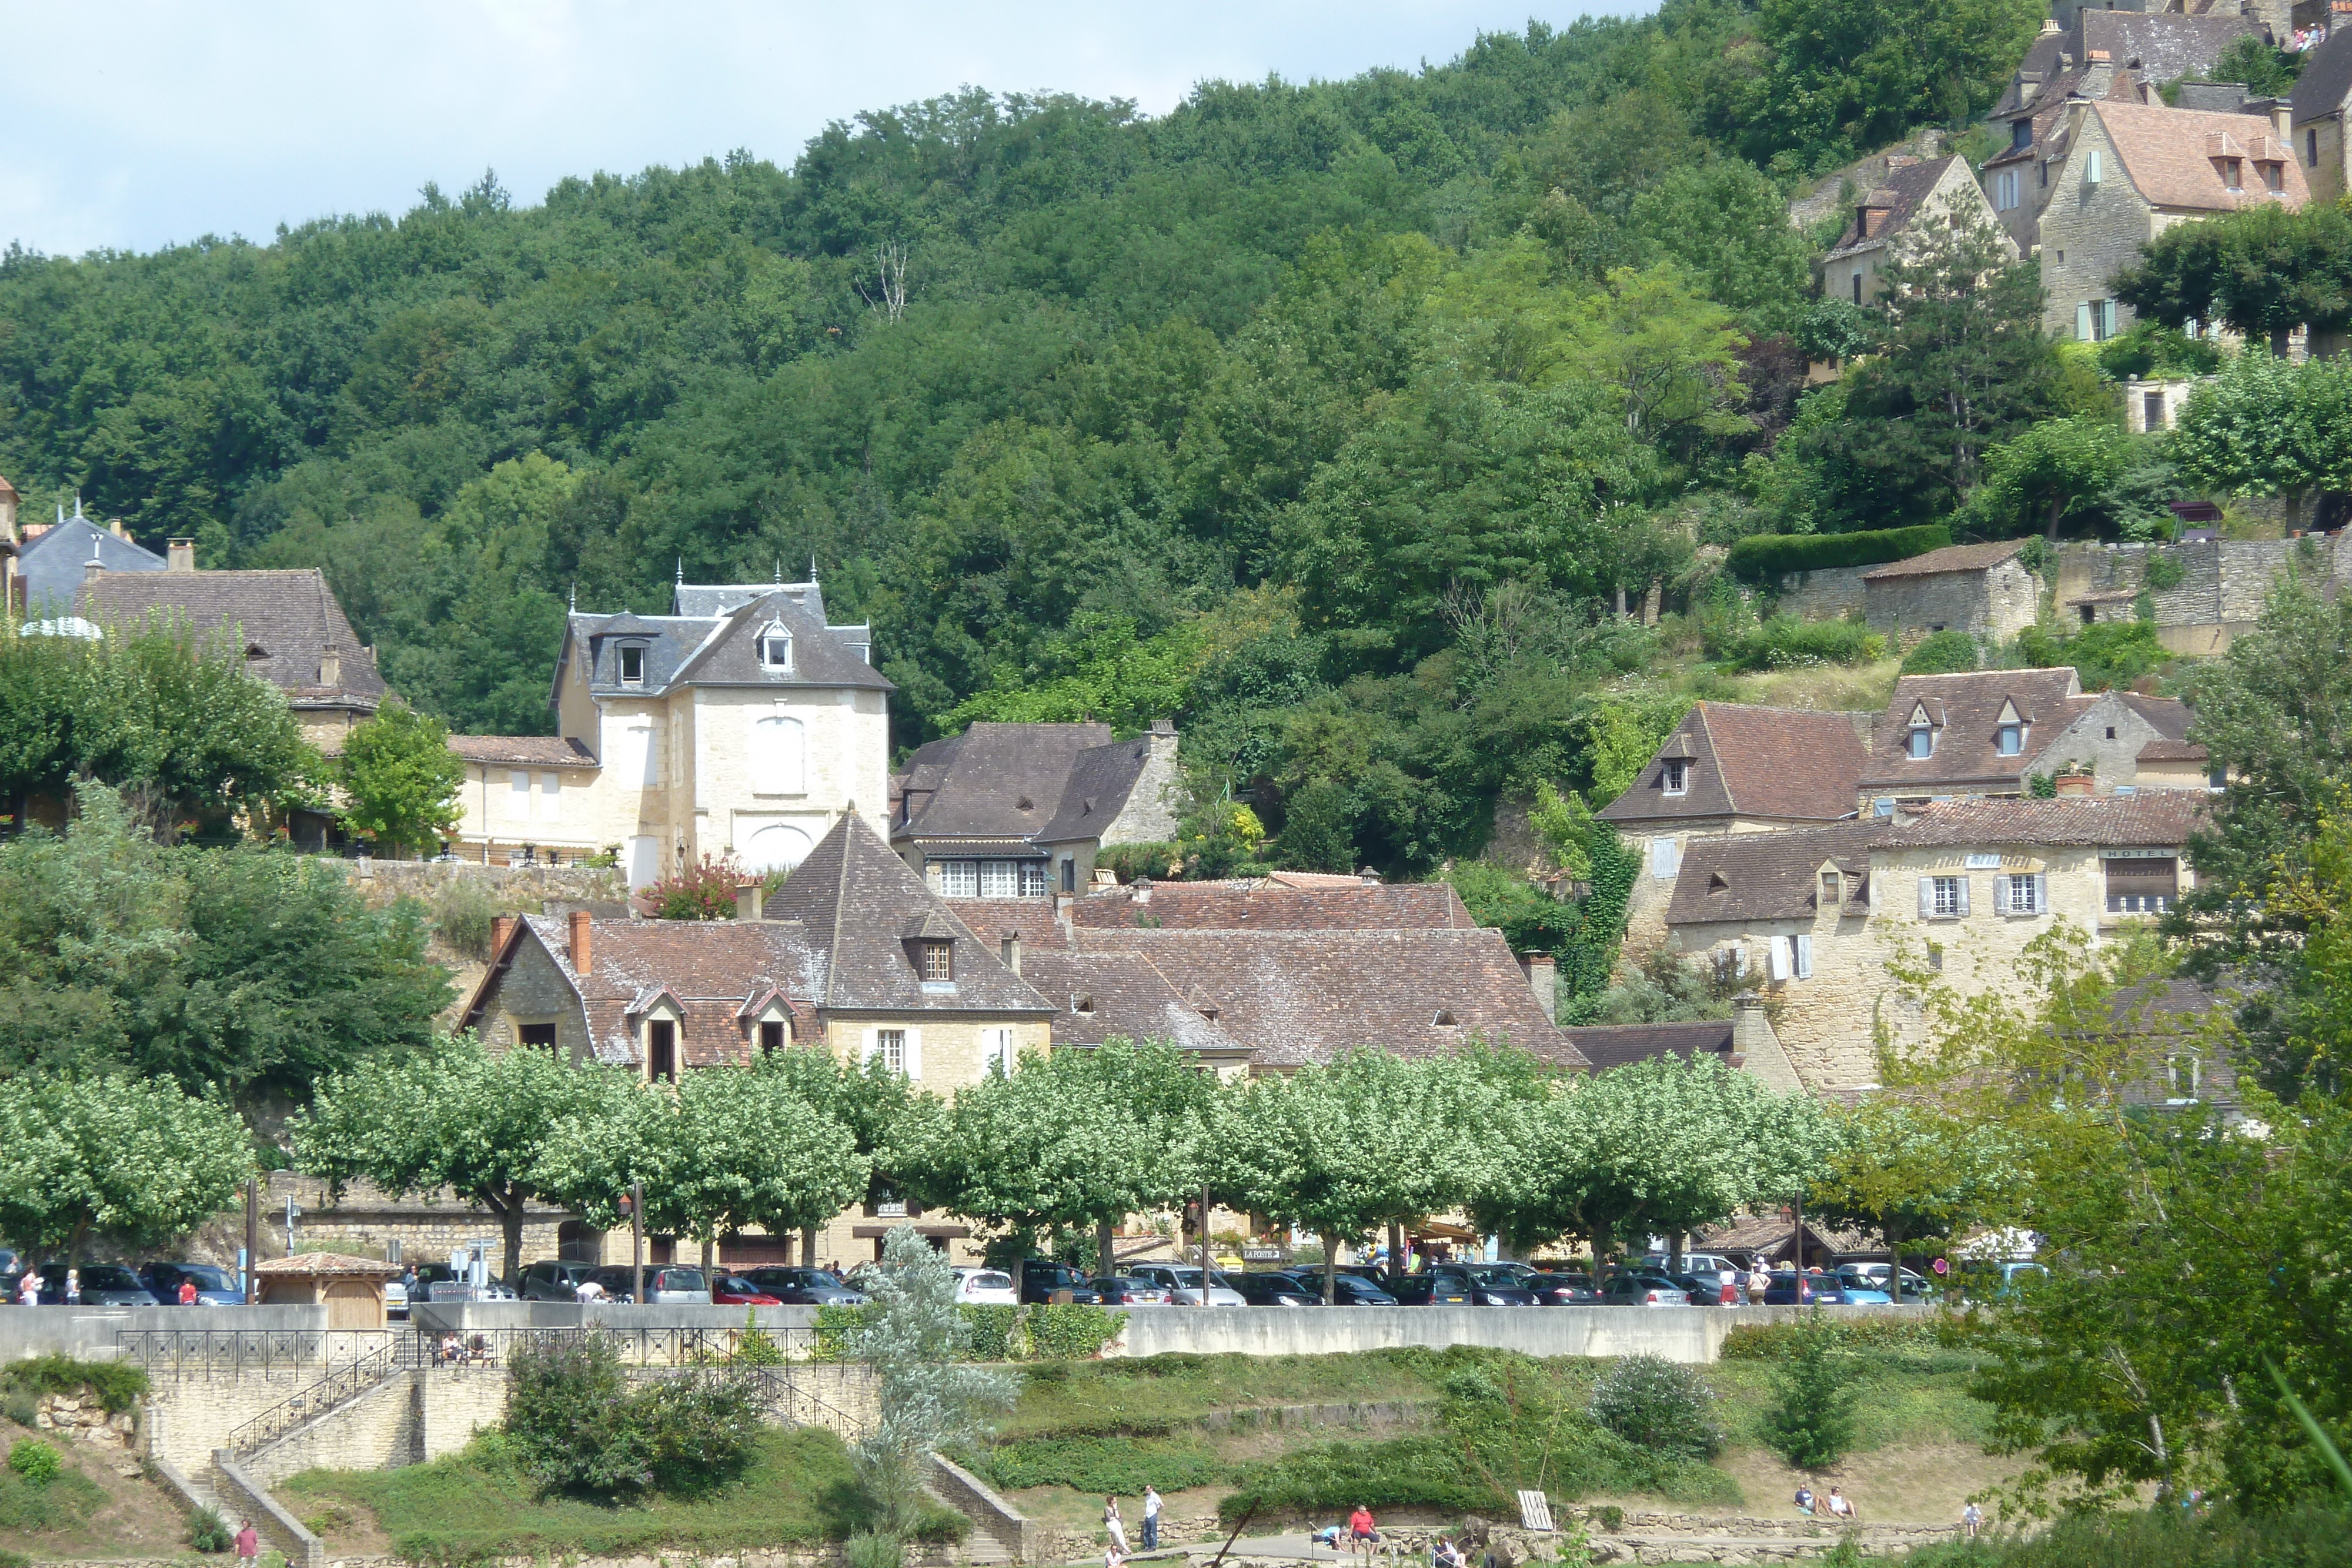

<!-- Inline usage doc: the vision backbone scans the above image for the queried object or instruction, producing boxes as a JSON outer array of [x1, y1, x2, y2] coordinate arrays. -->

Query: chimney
[[1147, 717, 1178, 758], [1517, 952, 1558, 1024], [2040, 15, 2060, 31], [569, 908, 593, 973], [492, 914, 516, 955], [108, 517, 128, 541], [736, 880, 764, 922], [83, 549, 105, 590], [1132, 876, 1152, 905], [1731, 991, 1776, 1066], [1000, 931, 1022, 977], [319, 645, 340, 688], [1358, 865, 1382, 885], [2272, 101, 2293, 142], [166, 537, 195, 572], [2055, 771, 2096, 797]]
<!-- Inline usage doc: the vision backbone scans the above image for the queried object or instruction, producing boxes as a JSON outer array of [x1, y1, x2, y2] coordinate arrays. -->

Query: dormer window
[[917, 940, 954, 982], [1662, 760, 1689, 796], [1820, 871, 1842, 907], [1432, 1009, 1458, 1028], [1996, 724, 2022, 755], [757, 621, 793, 671], [2223, 158, 2242, 191], [2264, 161, 2283, 193], [1909, 725, 1934, 759], [618, 644, 645, 685]]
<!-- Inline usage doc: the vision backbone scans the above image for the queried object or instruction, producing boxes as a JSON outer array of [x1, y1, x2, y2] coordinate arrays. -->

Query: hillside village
[[3, 4, 2351, 1566]]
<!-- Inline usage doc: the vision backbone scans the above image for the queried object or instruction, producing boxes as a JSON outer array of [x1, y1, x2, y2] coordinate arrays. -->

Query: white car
[[1128, 1263, 1247, 1307], [953, 1266, 1018, 1306]]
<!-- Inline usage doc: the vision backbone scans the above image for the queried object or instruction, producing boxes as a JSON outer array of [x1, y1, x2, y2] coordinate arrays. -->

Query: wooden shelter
[[253, 1253, 402, 1329]]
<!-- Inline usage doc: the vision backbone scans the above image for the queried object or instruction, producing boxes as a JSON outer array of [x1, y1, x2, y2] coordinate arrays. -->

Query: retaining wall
[[409, 1300, 819, 1335], [0, 1304, 329, 1363], [1102, 1304, 1929, 1364], [1768, 564, 1872, 622]]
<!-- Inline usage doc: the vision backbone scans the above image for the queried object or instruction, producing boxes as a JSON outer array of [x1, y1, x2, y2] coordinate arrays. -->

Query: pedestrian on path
[[1104, 1496, 1128, 1554], [234, 1519, 260, 1560], [1961, 1501, 1983, 1539], [1142, 1483, 1162, 1550]]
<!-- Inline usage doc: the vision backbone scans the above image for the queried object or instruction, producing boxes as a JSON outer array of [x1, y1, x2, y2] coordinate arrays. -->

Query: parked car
[[1952, 1261, 2047, 1302], [742, 1266, 869, 1306], [711, 1275, 784, 1305], [1528, 1271, 1602, 1305], [1017, 1260, 1105, 1305], [1125, 1263, 1245, 1306], [952, 1267, 1018, 1306], [1392, 1263, 1536, 1306], [1662, 1269, 1742, 1306], [1598, 1272, 1690, 1307], [1231, 1272, 1322, 1307], [1838, 1263, 1933, 1302], [1644, 1252, 1739, 1279], [142, 1262, 243, 1306], [586, 1265, 713, 1304], [70, 1265, 162, 1306], [1760, 1269, 1872, 1305], [519, 1260, 602, 1302], [1088, 1275, 1173, 1305]]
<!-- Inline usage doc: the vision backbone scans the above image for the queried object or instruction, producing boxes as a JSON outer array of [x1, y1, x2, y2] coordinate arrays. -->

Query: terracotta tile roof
[[1862, 539, 2029, 580], [501, 912, 826, 1067], [1067, 880, 1476, 931], [1599, 703, 1869, 827], [1860, 668, 2088, 795], [1877, 792, 2205, 849], [2095, 101, 2310, 213], [1562, 1020, 1735, 1071], [446, 735, 600, 767], [1823, 156, 1966, 262], [81, 569, 389, 709], [1666, 823, 1885, 928]]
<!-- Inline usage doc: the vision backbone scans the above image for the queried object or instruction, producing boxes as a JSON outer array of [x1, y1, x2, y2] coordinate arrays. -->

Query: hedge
[[1727, 525, 1952, 582]]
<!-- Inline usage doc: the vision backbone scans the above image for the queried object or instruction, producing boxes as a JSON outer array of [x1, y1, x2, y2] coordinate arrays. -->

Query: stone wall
[[1102, 1304, 1928, 1364], [255, 1169, 579, 1277], [2038, 107, 2157, 340], [1863, 559, 2038, 643], [246, 1372, 420, 1486], [472, 925, 600, 1064], [331, 856, 626, 910], [1767, 565, 1872, 623], [2053, 536, 2352, 654], [146, 1368, 322, 1470]]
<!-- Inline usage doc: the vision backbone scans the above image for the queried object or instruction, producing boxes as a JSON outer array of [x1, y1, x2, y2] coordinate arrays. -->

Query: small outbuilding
[[252, 1253, 403, 1329]]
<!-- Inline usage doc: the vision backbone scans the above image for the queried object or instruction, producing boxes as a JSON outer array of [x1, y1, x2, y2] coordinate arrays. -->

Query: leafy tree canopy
[[0, 1071, 252, 1263]]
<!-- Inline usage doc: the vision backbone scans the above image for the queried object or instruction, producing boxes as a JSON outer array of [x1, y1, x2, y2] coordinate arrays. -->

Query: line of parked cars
[[0, 1253, 246, 1306]]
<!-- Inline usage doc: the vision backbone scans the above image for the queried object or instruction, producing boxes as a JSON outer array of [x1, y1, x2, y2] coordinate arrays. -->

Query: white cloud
[[2, 1, 1649, 255]]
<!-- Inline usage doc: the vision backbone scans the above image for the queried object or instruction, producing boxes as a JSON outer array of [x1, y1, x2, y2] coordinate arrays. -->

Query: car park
[[742, 1266, 869, 1306], [1125, 1263, 1245, 1306], [1087, 1275, 1172, 1305], [1838, 1263, 1932, 1302], [586, 1265, 713, 1303], [1527, 1271, 1601, 1305], [142, 1262, 242, 1305], [1760, 1269, 1876, 1305], [1231, 1272, 1322, 1306], [1663, 1269, 1742, 1306], [711, 1275, 784, 1305], [66, 1265, 161, 1306], [1599, 1272, 1690, 1306], [1391, 1263, 1536, 1306], [1018, 1259, 1106, 1305], [519, 1260, 602, 1301], [953, 1267, 1019, 1305]]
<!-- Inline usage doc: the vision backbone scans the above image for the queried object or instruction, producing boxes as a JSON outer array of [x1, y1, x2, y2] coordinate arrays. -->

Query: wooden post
[[1200, 1181, 1212, 1307]]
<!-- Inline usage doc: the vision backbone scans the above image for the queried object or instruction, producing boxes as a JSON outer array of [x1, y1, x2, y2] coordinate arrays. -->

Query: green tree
[[338, 705, 465, 858], [1760, 1315, 1859, 1470], [1625, 161, 1816, 330], [1272, 778, 1357, 873], [0, 1072, 252, 1263], [2170, 351, 2352, 533], [1968, 417, 2140, 540], [2114, 201, 2352, 356], [943, 614, 1207, 733], [292, 1034, 640, 1283]]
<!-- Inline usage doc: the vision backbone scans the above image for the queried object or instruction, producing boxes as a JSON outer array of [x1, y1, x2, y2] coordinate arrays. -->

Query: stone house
[[2046, 0, 2289, 33], [459, 811, 1055, 1266], [891, 719, 1181, 901], [1857, 668, 2201, 811], [1983, 10, 2265, 253], [2291, 24, 2352, 202], [1598, 703, 1872, 958], [447, 576, 891, 882], [1562, 1001, 1806, 1095], [1661, 794, 2203, 1089], [1860, 540, 2040, 644], [2053, 533, 2352, 653], [2039, 98, 2307, 343], [1818, 155, 2016, 307]]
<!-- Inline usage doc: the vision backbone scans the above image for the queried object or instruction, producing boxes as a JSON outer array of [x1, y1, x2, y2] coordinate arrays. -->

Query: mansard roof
[[556, 581, 890, 706]]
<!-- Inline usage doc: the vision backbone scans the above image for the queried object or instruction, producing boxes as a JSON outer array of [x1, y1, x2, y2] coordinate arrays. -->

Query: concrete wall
[[409, 1300, 819, 1335], [1102, 1304, 1929, 1365], [0, 1305, 330, 1365]]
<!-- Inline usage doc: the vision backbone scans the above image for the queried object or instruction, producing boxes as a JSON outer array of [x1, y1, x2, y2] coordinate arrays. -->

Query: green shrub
[[0, 1550, 26, 1568], [974, 1434, 1225, 1494], [504, 1333, 760, 1499], [963, 1306, 1018, 1363], [1908, 1503, 2352, 1568], [1094, 842, 1182, 884], [1587, 1356, 1722, 1459], [0, 1355, 149, 1413], [432, 878, 499, 959], [1727, 526, 1952, 582], [1759, 1316, 1858, 1470], [1220, 1433, 1508, 1522], [1, 1389, 35, 1430], [2144, 550, 2187, 593], [189, 1506, 235, 1552], [846, 1531, 904, 1568], [7, 1439, 60, 1485], [1716, 616, 1886, 671], [1025, 1305, 1124, 1362], [1719, 1317, 1940, 1360], [1900, 631, 1980, 675], [2016, 620, 2167, 691]]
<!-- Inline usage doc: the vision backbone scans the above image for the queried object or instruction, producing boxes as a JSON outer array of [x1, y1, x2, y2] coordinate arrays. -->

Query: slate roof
[[1860, 668, 2088, 795], [556, 580, 888, 704], [79, 568, 389, 710], [1862, 540, 2030, 581], [2099, 978, 2241, 1114], [1067, 880, 1477, 931], [759, 813, 1051, 1015], [893, 723, 1153, 848], [1666, 823, 1885, 928], [1823, 157, 1965, 262], [1562, 1019, 1736, 1071], [1599, 703, 1869, 827], [1027, 946, 1255, 1058], [1877, 793, 2205, 849], [1996, 12, 2260, 120], [2094, 101, 2308, 213], [2117, 692, 2196, 742], [447, 735, 601, 768], [2293, 24, 2352, 122], [1063, 926, 1589, 1071], [16, 514, 166, 612]]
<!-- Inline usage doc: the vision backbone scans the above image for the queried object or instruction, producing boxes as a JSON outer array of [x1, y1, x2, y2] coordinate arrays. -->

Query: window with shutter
[[1794, 934, 1813, 979], [1652, 837, 1679, 878], [1769, 937, 1790, 981]]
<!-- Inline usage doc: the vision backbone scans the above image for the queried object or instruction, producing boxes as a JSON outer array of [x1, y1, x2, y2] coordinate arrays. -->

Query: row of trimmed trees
[[6, 1031, 1991, 1295]]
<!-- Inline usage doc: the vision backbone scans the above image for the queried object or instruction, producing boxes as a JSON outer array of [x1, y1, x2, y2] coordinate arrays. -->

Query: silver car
[[1128, 1263, 1246, 1306]]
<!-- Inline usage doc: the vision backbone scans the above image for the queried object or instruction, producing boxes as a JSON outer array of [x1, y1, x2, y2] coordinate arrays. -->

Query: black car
[[1232, 1272, 1322, 1306], [1392, 1263, 1536, 1306], [1527, 1271, 1601, 1305], [69, 1265, 159, 1306], [1017, 1260, 1103, 1305], [518, 1260, 602, 1301], [141, 1262, 243, 1305], [743, 1266, 870, 1306], [1662, 1270, 1738, 1306]]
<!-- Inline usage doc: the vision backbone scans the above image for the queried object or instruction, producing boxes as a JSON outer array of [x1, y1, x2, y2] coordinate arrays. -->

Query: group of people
[[1098, 1484, 1164, 1567], [1792, 1484, 1858, 1522]]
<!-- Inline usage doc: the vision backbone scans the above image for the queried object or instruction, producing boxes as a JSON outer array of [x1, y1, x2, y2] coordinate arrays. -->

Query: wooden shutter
[[1918, 878, 1935, 918], [1956, 877, 1972, 917], [1795, 934, 1813, 979]]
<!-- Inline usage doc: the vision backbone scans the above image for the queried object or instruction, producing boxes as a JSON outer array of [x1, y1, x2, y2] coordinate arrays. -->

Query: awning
[[1409, 1221, 1478, 1242]]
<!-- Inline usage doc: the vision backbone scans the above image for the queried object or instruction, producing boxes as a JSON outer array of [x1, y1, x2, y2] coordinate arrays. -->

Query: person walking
[[1747, 1260, 1770, 1303], [1103, 1496, 1128, 1554], [233, 1519, 260, 1560], [1961, 1501, 1983, 1539], [1142, 1483, 1162, 1550], [18, 1271, 38, 1307]]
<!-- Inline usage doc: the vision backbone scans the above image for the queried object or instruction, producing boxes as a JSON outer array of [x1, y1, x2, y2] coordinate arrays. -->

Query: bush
[[432, 878, 499, 959], [1025, 1305, 1125, 1362], [846, 1530, 905, 1568], [1908, 1503, 2352, 1568], [0, 1355, 149, 1413], [1094, 842, 1182, 884], [647, 853, 751, 921], [7, 1439, 60, 1485], [1588, 1356, 1722, 1459], [974, 1434, 1225, 1494], [632, 1370, 764, 1498], [1720, 1318, 1939, 1360], [189, 1506, 235, 1552], [2016, 620, 2168, 691], [504, 1333, 760, 1499], [1901, 631, 1980, 675], [1727, 525, 1952, 582], [963, 1306, 1018, 1363], [1759, 1316, 1858, 1470], [2144, 550, 2187, 593], [1716, 616, 1886, 671]]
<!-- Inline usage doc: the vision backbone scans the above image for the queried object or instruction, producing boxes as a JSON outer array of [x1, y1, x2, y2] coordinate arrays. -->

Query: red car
[[711, 1275, 783, 1305]]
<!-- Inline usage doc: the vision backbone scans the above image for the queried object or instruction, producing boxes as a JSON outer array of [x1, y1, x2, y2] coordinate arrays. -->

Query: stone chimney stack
[[166, 537, 195, 571], [1517, 952, 1558, 1023], [569, 909, 593, 973], [83, 547, 105, 590], [1000, 931, 1022, 977], [1731, 992, 1774, 1066], [2055, 771, 2096, 797], [1358, 865, 1382, 886], [2272, 100, 2293, 142], [736, 880, 764, 922], [492, 915, 516, 955]]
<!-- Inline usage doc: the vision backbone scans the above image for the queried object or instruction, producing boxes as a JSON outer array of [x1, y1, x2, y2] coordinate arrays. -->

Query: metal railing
[[115, 1327, 397, 1380], [223, 1333, 430, 1454]]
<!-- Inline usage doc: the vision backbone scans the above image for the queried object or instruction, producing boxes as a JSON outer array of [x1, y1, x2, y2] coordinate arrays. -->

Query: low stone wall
[[332, 857, 626, 908], [410, 1300, 820, 1336], [1103, 1305, 1928, 1365], [246, 1372, 422, 1487], [214, 1447, 326, 1568], [931, 1452, 1035, 1563]]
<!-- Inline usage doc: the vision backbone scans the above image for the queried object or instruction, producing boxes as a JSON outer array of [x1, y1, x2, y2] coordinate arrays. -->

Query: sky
[[2, 2, 1651, 258]]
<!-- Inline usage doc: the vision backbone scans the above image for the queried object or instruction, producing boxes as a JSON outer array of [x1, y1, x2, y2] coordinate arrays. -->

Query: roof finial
[[56, 503, 65, 527], [72, 494, 84, 521], [774, 556, 782, 585], [676, 555, 684, 585], [569, 581, 577, 613], [810, 552, 818, 585]]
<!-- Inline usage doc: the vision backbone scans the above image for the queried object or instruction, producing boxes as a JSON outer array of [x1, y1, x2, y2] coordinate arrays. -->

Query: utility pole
[[1200, 1179, 1212, 1308], [629, 1183, 644, 1304], [244, 1178, 259, 1303]]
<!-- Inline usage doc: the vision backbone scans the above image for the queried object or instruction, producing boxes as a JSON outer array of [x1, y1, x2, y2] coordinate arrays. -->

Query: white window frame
[[984, 1027, 1015, 1076], [1651, 837, 1680, 880], [866, 1027, 921, 1079], [1662, 759, 1689, 797], [757, 620, 793, 672], [1930, 875, 1967, 919], [617, 643, 645, 686], [937, 860, 980, 898], [2006, 872, 2047, 915], [980, 860, 1021, 900], [1019, 861, 1050, 898]]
